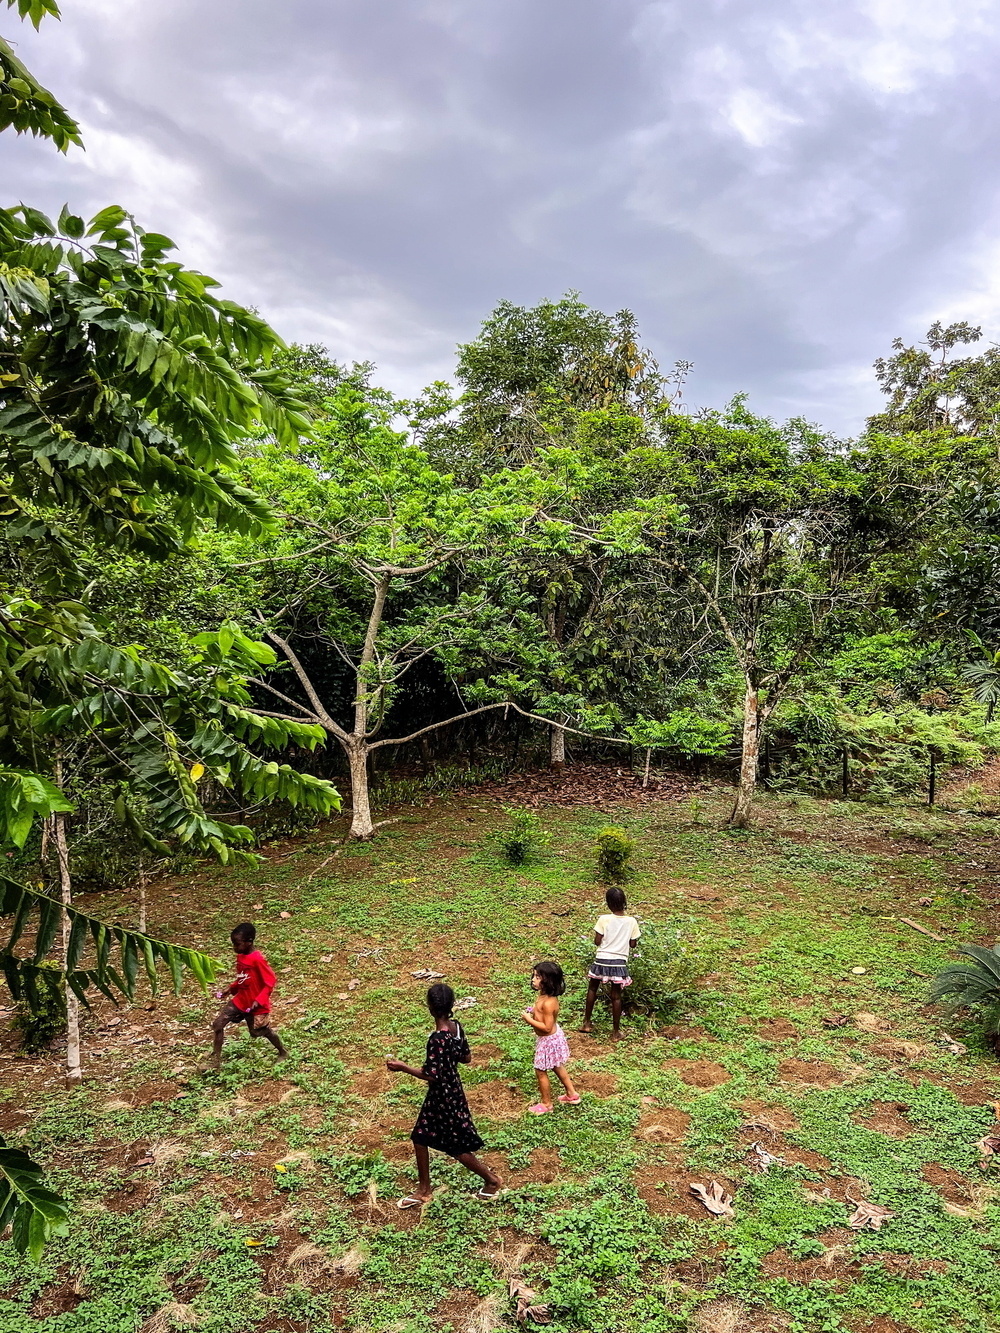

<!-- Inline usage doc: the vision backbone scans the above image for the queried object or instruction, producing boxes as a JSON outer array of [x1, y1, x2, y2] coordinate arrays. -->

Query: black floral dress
[[410, 1021, 484, 1158]]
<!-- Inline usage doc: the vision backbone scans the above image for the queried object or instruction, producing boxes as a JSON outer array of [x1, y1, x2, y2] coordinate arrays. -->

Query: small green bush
[[497, 807, 550, 865], [12, 961, 65, 1052], [595, 825, 634, 881], [573, 920, 711, 1022]]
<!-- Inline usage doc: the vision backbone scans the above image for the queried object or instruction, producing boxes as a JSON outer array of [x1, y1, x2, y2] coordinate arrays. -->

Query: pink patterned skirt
[[534, 1024, 571, 1071]]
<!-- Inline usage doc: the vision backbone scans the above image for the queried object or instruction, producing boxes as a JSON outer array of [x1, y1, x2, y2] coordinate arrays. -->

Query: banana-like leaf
[[0, 875, 220, 1015], [0, 1137, 69, 1263]]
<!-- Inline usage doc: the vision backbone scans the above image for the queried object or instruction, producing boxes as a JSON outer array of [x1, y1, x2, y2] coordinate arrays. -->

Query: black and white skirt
[[588, 956, 632, 987]]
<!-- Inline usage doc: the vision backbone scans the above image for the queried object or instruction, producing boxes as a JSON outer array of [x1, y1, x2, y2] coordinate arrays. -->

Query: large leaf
[[0, 1137, 68, 1262], [0, 875, 221, 1014]]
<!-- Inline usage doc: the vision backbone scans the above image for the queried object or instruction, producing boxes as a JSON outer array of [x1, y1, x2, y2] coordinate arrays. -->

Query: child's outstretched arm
[[385, 1058, 430, 1081]]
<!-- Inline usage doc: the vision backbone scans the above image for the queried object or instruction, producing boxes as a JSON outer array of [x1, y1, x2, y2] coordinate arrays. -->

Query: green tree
[[0, 1, 80, 151], [643, 402, 884, 827]]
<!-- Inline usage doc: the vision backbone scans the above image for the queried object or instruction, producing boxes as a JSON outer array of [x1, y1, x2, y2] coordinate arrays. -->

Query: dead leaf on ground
[[454, 996, 477, 1010], [509, 1279, 550, 1324], [746, 1141, 782, 1173], [940, 1033, 967, 1055], [975, 1133, 1000, 1167], [846, 1197, 895, 1230], [410, 969, 445, 980], [279, 911, 292, 919], [130, 1155, 155, 1169], [689, 1180, 735, 1219], [822, 1014, 850, 1028]]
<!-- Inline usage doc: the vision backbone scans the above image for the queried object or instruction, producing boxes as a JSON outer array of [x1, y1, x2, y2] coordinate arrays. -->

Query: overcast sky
[[6, 0, 1000, 433]]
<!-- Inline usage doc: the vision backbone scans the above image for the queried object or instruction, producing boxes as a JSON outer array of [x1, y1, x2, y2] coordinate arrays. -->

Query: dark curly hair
[[532, 960, 566, 997], [426, 983, 455, 1017]]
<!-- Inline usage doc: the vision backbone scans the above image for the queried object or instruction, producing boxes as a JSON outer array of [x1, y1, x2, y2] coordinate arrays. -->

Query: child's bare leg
[[457, 1151, 502, 1195], [534, 1068, 553, 1107], [581, 979, 600, 1031], [554, 1064, 578, 1100], [261, 1025, 288, 1059], [610, 986, 624, 1039], [208, 1013, 227, 1070], [411, 1143, 433, 1201]]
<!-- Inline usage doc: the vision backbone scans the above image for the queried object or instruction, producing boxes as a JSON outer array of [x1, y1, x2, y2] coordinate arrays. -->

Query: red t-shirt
[[230, 950, 276, 1014]]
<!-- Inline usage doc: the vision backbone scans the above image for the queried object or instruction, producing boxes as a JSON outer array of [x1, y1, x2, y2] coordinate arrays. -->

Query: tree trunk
[[346, 743, 375, 839], [52, 808, 82, 1084], [549, 724, 566, 774], [642, 747, 652, 788], [729, 680, 760, 829], [137, 874, 147, 935]]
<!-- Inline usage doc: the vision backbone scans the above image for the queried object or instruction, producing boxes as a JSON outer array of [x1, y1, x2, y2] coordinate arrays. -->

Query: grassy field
[[2, 778, 999, 1333]]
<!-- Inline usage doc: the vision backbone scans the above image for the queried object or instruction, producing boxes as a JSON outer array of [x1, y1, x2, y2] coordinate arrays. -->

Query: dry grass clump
[[140, 1302, 202, 1333]]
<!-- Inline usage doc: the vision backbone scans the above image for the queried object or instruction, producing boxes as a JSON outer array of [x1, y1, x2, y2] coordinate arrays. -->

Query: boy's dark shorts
[[212, 1001, 276, 1037]]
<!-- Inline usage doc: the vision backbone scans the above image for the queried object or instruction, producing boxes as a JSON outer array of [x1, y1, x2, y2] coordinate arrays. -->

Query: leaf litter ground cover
[[1, 779, 999, 1333]]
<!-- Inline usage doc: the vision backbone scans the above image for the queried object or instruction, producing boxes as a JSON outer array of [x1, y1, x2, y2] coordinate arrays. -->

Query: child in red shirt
[[208, 922, 287, 1070]]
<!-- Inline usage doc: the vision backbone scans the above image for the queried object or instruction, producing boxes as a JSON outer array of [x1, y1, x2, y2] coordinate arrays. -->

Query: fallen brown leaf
[[846, 1197, 894, 1230], [509, 1279, 550, 1324], [689, 1180, 734, 1219], [822, 1014, 850, 1028]]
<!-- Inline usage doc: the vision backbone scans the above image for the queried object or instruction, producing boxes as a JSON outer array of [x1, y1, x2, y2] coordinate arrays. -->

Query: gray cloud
[[6, 0, 1000, 431]]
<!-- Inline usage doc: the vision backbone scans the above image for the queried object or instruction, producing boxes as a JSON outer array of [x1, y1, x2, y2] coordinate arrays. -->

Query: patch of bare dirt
[[736, 1126, 831, 1173], [777, 1058, 844, 1087], [636, 1108, 692, 1143], [920, 1162, 972, 1205], [30, 1272, 86, 1317], [762, 1231, 857, 1284], [104, 1179, 156, 1214], [503, 1146, 563, 1186], [635, 1163, 738, 1220], [349, 1068, 392, 1098], [740, 1100, 800, 1131], [663, 1058, 730, 1088], [844, 1318, 919, 1333], [859, 1253, 949, 1278], [0, 1104, 28, 1132], [946, 1078, 1000, 1107], [473, 1042, 504, 1063], [239, 1079, 298, 1107], [757, 1018, 798, 1041], [130, 1079, 182, 1107], [661, 1024, 715, 1042], [574, 1072, 617, 1096], [854, 1101, 917, 1139], [466, 1080, 526, 1121]]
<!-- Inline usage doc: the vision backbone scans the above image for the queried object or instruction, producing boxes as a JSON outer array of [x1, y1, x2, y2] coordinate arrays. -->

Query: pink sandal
[[558, 1094, 582, 1104], [527, 1102, 553, 1115]]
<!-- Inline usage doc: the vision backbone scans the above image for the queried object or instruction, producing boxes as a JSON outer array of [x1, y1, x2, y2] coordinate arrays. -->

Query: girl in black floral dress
[[386, 983, 503, 1208]]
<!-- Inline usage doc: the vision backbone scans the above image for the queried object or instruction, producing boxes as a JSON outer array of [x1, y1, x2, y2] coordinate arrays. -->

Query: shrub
[[928, 945, 1000, 1050], [12, 960, 65, 1052], [497, 807, 549, 865], [573, 919, 711, 1023], [595, 825, 634, 881]]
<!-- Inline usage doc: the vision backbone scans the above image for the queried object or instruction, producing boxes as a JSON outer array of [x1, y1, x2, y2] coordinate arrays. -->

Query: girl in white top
[[580, 886, 640, 1041]]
